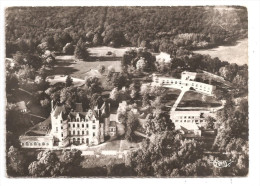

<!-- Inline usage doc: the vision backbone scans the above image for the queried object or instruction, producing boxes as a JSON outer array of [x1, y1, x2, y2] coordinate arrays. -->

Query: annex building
[[152, 71, 216, 95]]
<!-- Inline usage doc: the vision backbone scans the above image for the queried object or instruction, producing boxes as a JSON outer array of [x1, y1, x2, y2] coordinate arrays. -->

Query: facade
[[171, 110, 210, 136], [50, 102, 109, 147], [19, 135, 54, 148], [152, 72, 215, 95], [20, 101, 113, 148]]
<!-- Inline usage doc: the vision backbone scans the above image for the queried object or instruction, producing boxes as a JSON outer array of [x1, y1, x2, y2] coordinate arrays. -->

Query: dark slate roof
[[53, 104, 66, 118], [75, 103, 83, 112]]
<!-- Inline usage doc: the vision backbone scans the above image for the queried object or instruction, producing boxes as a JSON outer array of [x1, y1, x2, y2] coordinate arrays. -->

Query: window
[[73, 131, 75, 135], [42, 142, 45, 146], [34, 142, 37, 146], [200, 120, 203, 122], [87, 124, 89, 128], [60, 120, 62, 123], [61, 133, 63, 137], [68, 124, 71, 128], [184, 116, 186, 119], [77, 124, 79, 128], [69, 131, 71, 135], [26, 142, 29, 146], [46, 143, 49, 146], [56, 127, 58, 132], [77, 118, 79, 122], [87, 131, 89, 135], [82, 131, 84, 135], [188, 116, 191, 119], [86, 138, 89, 144], [30, 143, 32, 146], [82, 138, 84, 143], [184, 120, 186, 122], [61, 126, 63, 130], [93, 125, 96, 129], [77, 138, 80, 141], [21, 143, 24, 146], [78, 131, 80, 135], [175, 120, 178, 122], [93, 132, 95, 137], [82, 124, 84, 128], [93, 120, 95, 123], [73, 124, 75, 128]]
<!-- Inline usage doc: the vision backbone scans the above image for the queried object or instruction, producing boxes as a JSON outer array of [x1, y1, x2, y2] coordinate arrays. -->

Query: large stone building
[[20, 101, 114, 148]]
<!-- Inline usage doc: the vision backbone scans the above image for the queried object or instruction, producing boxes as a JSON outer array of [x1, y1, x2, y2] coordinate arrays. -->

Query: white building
[[171, 110, 210, 136], [152, 72, 215, 95], [156, 52, 172, 63]]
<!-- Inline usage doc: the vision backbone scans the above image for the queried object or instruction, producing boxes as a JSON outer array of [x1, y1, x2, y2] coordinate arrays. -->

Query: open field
[[50, 46, 127, 79], [193, 39, 248, 65], [163, 89, 221, 108]]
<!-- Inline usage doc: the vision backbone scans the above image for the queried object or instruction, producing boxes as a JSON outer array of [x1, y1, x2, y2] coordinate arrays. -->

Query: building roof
[[25, 117, 51, 136], [53, 104, 66, 118], [15, 101, 27, 111], [75, 103, 83, 112], [109, 121, 117, 127], [19, 135, 53, 141]]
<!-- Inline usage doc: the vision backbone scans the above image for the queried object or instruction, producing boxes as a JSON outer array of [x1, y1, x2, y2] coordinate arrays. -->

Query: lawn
[[179, 91, 222, 107], [49, 46, 127, 80], [193, 38, 248, 66]]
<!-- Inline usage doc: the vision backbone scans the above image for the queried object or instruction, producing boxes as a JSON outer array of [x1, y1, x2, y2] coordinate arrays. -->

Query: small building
[[156, 52, 172, 63], [15, 101, 28, 113]]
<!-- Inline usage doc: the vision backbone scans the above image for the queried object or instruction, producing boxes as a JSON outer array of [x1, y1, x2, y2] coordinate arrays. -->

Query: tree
[[125, 111, 139, 142], [63, 43, 74, 55], [97, 64, 106, 74], [74, 38, 89, 60], [144, 110, 174, 136], [109, 87, 120, 101], [204, 116, 216, 129], [85, 77, 103, 94], [126, 131, 204, 177], [28, 150, 61, 177], [65, 75, 73, 87], [7, 146, 26, 176], [59, 149, 83, 176]]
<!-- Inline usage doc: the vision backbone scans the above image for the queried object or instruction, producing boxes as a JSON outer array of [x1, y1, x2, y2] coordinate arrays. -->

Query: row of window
[[68, 130, 95, 137], [70, 137, 89, 144], [156, 79, 211, 90], [68, 123, 96, 129], [174, 119, 204, 123], [21, 141, 50, 147], [68, 118, 95, 122]]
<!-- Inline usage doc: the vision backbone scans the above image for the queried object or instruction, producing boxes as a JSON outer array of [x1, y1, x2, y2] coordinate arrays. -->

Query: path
[[170, 90, 187, 120], [18, 88, 33, 96], [28, 113, 47, 120]]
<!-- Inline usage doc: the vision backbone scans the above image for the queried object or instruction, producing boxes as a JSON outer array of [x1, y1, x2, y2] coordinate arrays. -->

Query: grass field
[[50, 47, 127, 79], [162, 89, 221, 108], [193, 38, 248, 65]]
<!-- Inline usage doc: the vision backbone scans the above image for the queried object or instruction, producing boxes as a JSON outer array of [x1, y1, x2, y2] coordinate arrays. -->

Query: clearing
[[193, 38, 248, 66], [49, 46, 128, 79]]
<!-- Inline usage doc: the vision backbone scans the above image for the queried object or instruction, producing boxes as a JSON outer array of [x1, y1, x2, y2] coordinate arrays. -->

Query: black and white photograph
[[0, 1, 259, 185]]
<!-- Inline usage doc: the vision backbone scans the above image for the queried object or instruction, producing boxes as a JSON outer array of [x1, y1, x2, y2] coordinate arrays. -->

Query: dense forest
[[6, 6, 247, 56]]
